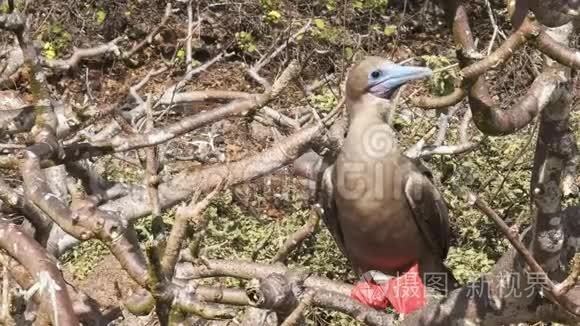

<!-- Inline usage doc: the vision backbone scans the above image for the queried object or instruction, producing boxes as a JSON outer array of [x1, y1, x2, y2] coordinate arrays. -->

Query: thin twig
[[123, 3, 172, 58], [144, 95, 162, 225], [161, 181, 225, 277], [483, 0, 500, 55], [459, 108, 472, 144], [467, 193, 580, 315], [253, 20, 311, 73], [248, 20, 311, 88], [271, 209, 320, 263], [468, 193, 552, 283], [185, 0, 194, 72], [130, 67, 168, 105], [280, 290, 314, 326]]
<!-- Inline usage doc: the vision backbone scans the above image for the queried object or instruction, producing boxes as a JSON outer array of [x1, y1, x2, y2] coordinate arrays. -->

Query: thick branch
[[533, 29, 580, 69], [470, 194, 580, 316], [0, 221, 79, 326], [247, 271, 394, 326], [178, 257, 352, 295], [412, 17, 541, 111], [429, 1, 562, 136], [101, 122, 326, 221], [530, 22, 575, 274]]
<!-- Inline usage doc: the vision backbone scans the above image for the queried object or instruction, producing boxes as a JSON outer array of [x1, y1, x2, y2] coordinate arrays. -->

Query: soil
[[64, 255, 139, 310]]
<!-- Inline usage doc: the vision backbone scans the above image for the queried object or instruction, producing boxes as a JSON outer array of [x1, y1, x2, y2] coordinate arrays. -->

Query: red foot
[[350, 262, 426, 314]]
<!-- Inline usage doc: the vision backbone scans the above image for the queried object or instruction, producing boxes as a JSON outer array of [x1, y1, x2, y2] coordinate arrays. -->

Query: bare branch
[[61, 61, 301, 161], [0, 254, 109, 324], [412, 17, 539, 110], [130, 67, 168, 104], [101, 103, 327, 222], [161, 183, 223, 277], [280, 290, 313, 326], [41, 37, 122, 71], [123, 3, 172, 58], [179, 257, 352, 295], [246, 271, 394, 326], [530, 22, 574, 274], [271, 208, 320, 263], [0, 267, 11, 325], [468, 193, 580, 317], [185, 0, 194, 72], [534, 29, 580, 68], [419, 1, 565, 137], [461, 18, 540, 79], [459, 109, 472, 144], [469, 193, 553, 285], [248, 21, 311, 88], [411, 87, 466, 109], [412, 141, 479, 159], [158, 90, 258, 105], [0, 221, 79, 325]]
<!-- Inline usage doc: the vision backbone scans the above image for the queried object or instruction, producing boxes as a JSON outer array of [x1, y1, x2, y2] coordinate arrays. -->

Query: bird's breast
[[333, 153, 426, 274]]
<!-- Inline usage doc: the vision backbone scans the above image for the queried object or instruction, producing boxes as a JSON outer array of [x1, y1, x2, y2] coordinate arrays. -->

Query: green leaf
[[314, 18, 326, 29], [42, 42, 56, 60], [49, 24, 62, 34], [247, 44, 257, 53], [96, 9, 107, 25], [344, 47, 353, 60], [176, 48, 185, 60], [326, 0, 337, 11], [191, 59, 201, 67], [267, 10, 282, 21], [383, 24, 397, 36], [0, 3, 9, 14]]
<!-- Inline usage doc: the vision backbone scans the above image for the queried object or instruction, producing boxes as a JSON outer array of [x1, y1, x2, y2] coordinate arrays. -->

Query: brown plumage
[[318, 56, 458, 294]]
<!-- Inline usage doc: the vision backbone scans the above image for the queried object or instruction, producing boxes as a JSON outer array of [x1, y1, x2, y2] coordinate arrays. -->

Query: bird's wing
[[408, 156, 437, 182], [317, 163, 348, 256], [404, 171, 450, 260]]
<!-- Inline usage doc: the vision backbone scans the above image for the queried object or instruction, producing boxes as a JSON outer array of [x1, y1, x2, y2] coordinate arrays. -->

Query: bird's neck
[[347, 96, 386, 122], [343, 95, 399, 159]]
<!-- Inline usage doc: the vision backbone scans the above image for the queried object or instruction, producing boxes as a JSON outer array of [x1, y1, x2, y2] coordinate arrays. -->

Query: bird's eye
[[371, 70, 382, 79]]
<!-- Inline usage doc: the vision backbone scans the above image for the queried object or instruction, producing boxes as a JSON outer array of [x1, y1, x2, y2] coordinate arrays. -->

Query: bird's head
[[346, 56, 432, 103]]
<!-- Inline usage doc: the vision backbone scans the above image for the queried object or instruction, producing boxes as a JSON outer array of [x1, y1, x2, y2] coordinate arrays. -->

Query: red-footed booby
[[318, 56, 458, 314]]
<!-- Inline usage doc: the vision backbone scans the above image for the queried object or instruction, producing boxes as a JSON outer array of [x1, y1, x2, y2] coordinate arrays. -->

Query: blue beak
[[368, 64, 432, 98]]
